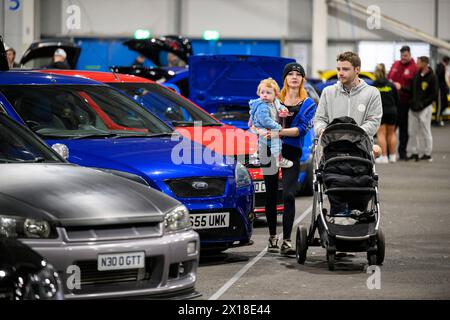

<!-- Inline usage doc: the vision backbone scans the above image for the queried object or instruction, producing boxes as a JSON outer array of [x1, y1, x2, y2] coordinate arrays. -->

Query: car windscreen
[[0, 85, 174, 139], [0, 115, 61, 163], [109, 82, 221, 127]]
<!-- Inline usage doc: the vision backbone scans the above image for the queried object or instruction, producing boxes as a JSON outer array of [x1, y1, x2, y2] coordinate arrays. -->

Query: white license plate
[[97, 252, 145, 271], [254, 181, 266, 193], [190, 212, 230, 230]]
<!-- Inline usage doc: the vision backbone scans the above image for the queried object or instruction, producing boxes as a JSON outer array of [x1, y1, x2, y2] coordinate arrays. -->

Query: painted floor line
[[208, 203, 314, 300]]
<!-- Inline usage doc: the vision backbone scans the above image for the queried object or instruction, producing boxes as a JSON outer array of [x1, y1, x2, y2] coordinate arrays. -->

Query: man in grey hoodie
[[314, 51, 382, 140]]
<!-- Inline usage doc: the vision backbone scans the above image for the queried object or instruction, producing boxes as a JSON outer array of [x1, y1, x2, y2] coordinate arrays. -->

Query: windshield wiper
[[171, 121, 195, 127], [171, 121, 222, 127], [70, 133, 120, 140], [103, 132, 174, 139], [202, 123, 223, 127], [144, 132, 175, 138]]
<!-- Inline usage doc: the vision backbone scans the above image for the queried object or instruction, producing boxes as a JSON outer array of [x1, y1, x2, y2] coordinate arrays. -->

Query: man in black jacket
[[46, 49, 70, 69], [407, 56, 438, 162], [435, 56, 449, 126]]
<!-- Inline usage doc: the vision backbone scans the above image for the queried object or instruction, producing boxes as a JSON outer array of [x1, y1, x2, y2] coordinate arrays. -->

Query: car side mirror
[[51, 143, 69, 160]]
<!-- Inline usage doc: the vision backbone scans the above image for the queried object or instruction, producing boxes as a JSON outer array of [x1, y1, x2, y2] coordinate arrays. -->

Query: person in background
[[132, 54, 146, 67], [46, 49, 70, 69], [435, 56, 449, 126], [406, 56, 438, 162], [167, 52, 185, 67], [387, 45, 417, 160], [373, 63, 400, 163], [5, 46, 20, 69]]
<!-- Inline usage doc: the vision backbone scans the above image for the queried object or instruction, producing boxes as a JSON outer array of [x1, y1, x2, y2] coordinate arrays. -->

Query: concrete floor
[[195, 124, 450, 300]]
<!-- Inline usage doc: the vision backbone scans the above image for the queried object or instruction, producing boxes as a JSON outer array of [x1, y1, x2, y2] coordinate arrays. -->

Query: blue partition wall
[[74, 38, 281, 71]]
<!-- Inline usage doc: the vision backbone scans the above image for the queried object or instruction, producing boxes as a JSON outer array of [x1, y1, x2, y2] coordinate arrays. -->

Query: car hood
[[0, 163, 180, 227], [47, 136, 235, 182], [19, 39, 81, 69], [175, 125, 257, 156], [188, 55, 294, 111]]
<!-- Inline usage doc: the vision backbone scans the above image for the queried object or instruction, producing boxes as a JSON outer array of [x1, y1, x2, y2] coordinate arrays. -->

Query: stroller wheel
[[295, 225, 308, 264], [367, 228, 385, 265], [327, 251, 335, 271], [376, 228, 385, 265]]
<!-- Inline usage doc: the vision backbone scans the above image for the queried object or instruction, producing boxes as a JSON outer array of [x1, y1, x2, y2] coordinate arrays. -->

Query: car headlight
[[164, 205, 191, 233], [0, 215, 56, 239], [16, 262, 64, 300], [235, 162, 252, 188]]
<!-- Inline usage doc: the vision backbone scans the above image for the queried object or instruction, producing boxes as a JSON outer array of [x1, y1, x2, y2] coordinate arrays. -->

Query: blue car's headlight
[[235, 162, 252, 188], [164, 205, 191, 233], [0, 215, 57, 239]]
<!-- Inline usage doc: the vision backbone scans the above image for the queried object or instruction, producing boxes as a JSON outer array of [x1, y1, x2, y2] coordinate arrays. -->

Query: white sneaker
[[375, 156, 389, 164], [277, 157, 293, 168], [388, 154, 396, 163]]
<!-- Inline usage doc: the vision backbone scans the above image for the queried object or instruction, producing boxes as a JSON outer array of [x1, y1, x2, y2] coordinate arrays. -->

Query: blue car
[[0, 68, 254, 252]]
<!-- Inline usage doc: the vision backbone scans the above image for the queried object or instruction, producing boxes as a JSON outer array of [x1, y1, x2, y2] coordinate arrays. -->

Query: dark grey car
[[0, 113, 199, 299]]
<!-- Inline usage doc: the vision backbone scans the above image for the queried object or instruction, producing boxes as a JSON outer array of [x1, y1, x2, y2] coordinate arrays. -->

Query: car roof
[[39, 69, 155, 84], [0, 70, 107, 86]]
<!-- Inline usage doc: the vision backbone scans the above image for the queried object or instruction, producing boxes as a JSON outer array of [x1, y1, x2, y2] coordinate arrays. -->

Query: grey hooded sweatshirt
[[314, 79, 382, 138]]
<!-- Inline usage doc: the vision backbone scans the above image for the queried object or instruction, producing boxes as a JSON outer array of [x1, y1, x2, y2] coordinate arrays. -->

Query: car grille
[[71, 258, 155, 287], [62, 222, 162, 242], [165, 177, 227, 198]]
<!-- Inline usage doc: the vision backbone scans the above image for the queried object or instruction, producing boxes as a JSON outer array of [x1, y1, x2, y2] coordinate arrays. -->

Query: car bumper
[[21, 229, 199, 300], [174, 186, 254, 248]]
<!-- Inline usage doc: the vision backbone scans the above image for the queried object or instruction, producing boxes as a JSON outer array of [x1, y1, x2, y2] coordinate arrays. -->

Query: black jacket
[[373, 79, 400, 115], [436, 62, 448, 90], [46, 60, 70, 70], [410, 69, 438, 112]]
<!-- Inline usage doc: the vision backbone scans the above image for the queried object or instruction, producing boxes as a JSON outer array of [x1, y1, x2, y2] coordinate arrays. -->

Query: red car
[[39, 69, 284, 217]]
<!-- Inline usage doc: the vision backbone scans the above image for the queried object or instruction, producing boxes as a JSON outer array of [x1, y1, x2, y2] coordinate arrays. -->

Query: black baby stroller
[[295, 117, 385, 270]]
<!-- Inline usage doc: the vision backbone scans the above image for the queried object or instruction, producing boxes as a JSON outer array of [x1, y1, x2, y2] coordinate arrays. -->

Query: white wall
[[2, 0, 39, 56], [41, 0, 176, 37], [327, 0, 439, 41], [36, 0, 450, 41], [40, 0, 61, 37], [3, 0, 23, 53], [183, 0, 289, 39]]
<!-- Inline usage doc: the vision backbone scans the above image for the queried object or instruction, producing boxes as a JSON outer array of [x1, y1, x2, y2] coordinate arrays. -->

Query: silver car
[[0, 113, 199, 299]]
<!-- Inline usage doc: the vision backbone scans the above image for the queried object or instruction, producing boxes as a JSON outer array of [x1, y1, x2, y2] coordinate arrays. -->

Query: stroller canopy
[[320, 116, 374, 161]]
